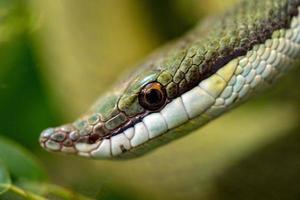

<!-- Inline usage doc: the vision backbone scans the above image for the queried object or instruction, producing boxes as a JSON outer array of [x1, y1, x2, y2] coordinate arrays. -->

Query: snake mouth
[[39, 124, 102, 155]]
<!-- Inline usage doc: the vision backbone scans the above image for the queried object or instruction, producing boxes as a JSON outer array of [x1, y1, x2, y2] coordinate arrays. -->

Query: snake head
[[39, 70, 166, 158], [39, 0, 300, 159]]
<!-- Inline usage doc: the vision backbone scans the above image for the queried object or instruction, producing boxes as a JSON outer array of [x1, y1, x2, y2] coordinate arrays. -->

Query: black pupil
[[139, 82, 166, 111], [146, 89, 162, 105]]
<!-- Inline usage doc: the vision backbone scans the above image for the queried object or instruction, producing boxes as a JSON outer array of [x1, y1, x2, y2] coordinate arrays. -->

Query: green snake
[[39, 0, 300, 159]]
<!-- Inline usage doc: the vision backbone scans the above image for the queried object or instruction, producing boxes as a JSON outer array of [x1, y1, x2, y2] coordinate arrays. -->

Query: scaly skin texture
[[40, 0, 300, 158]]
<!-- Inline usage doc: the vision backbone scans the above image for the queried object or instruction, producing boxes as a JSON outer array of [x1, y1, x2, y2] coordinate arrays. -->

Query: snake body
[[40, 0, 300, 159]]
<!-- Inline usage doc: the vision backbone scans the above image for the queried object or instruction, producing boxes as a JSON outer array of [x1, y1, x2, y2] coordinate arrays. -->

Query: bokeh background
[[0, 0, 300, 199]]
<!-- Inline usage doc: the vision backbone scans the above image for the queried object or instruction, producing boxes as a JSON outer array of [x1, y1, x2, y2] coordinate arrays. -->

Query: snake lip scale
[[40, 0, 300, 159]]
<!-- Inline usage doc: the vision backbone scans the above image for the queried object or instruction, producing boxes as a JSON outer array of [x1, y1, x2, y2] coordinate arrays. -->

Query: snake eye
[[139, 82, 166, 111]]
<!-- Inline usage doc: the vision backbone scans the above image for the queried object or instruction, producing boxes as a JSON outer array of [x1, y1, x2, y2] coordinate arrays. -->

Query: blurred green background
[[0, 0, 300, 199]]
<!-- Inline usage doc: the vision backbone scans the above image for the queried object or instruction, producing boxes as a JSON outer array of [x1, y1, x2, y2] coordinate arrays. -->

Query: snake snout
[[39, 122, 104, 156], [39, 124, 79, 154]]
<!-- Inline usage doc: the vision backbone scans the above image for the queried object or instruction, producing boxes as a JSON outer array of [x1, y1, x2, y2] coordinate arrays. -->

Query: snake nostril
[[69, 131, 80, 141]]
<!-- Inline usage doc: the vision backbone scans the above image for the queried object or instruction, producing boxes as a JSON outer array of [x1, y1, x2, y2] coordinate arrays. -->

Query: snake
[[39, 0, 300, 159]]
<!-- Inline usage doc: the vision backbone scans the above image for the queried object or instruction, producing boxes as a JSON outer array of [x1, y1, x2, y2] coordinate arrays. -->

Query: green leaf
[[0, 136, 47, 182], [5, 184, 47, 200], [0, 160, 11, 195], [19, 182, 95, 200]]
